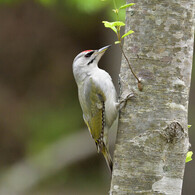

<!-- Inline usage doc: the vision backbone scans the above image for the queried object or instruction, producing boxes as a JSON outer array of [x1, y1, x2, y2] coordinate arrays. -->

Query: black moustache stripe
[[87, 57, 96, 65]]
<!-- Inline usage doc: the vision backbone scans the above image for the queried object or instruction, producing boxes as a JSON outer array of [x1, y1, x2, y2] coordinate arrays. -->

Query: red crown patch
[[82, 50, 93, 53]]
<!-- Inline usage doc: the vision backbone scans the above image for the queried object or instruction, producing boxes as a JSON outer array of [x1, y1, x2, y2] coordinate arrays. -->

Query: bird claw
[[119, 90, 134, 110]]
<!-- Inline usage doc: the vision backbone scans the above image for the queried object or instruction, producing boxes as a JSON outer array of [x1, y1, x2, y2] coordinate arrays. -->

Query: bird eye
[[85, 51, 94, 58]]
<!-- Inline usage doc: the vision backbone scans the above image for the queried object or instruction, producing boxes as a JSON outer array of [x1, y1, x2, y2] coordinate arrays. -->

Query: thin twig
[[119, 43, 140, 83]]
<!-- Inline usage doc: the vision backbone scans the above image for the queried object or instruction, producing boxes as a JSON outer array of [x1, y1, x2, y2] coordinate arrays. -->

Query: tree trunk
[[110, 0, 194, 194]]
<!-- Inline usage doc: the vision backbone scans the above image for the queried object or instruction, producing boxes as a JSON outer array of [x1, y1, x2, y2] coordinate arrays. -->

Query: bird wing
[[82, 78, 113, 172], [83, 77, 106, 142]]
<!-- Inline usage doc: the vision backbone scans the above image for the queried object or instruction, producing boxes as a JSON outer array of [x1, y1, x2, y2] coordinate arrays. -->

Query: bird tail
[[101, 143, 113, 173]]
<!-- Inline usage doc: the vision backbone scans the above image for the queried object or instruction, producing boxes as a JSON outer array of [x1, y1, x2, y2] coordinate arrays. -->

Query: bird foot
[[119, 90, 134, 110]]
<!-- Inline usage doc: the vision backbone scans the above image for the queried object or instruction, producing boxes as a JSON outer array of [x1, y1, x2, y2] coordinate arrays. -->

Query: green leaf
[[102, 21, 117, 33], [121, 30, 134, 39], [115, 41, 121, 44], [111, 21, 125, 27], [102, 21, 112, 27], [186, 151, 193, 163], [119, 3, 135, 10], [188, 125, 192, 128], [102, 21, 125, 33]]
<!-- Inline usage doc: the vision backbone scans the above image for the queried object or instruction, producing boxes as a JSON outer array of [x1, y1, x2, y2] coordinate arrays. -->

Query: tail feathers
[[102, 143, 113, 173]]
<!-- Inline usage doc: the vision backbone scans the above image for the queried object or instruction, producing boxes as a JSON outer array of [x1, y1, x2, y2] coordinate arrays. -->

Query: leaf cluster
[[102, 3, 134, 44], [102, 1, 142, 90]]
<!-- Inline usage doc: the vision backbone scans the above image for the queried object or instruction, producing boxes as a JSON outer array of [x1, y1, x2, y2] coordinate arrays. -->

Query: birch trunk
[[110, 0, 194, 194]]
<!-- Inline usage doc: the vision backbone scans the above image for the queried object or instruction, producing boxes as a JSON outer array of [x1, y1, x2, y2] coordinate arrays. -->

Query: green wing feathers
[[84, 78, 105, 141], [83, 78, 113, 172]]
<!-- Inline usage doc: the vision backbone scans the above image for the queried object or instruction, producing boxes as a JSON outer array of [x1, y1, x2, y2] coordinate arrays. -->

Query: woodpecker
[[72, 45, 118, 172]]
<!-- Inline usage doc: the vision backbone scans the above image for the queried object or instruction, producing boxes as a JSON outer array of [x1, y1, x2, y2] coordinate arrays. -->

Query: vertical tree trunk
[[110, 0, 194, 194]]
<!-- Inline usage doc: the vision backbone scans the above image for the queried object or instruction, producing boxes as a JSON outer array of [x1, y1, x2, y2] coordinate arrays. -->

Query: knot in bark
[[163, 122, 185, 143]]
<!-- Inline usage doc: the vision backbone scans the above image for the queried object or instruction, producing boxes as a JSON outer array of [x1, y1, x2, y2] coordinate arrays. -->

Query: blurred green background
[[0, 0, 194, 194]]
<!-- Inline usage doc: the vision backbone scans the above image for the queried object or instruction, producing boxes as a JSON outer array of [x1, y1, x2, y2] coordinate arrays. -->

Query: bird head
[[72, 45, 111, 83], [73, 45, 111, 71]]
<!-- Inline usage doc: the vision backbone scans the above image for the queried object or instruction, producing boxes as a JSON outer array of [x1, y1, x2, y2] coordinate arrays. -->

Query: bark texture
[[110, 0, 194, 194]]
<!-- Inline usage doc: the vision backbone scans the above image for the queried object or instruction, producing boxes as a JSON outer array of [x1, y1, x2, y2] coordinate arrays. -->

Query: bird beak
[[97, 45, 111, 54], [95, 45, 111, 62]]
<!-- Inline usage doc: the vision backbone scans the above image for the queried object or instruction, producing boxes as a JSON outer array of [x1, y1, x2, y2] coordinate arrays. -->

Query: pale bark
[[110, 0, 194, 194]]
